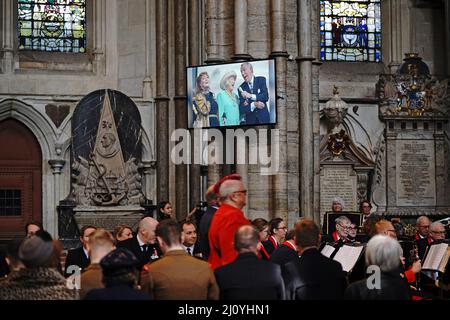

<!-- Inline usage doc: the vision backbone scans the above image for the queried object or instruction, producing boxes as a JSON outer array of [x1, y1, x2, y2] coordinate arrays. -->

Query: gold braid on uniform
[[193, 93, 211, 116]]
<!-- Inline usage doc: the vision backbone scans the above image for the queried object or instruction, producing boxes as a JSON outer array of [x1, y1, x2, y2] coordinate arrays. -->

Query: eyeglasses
[[276, 227, 287, 230], [233, 190, 247, 194], [419, 225, 430, 228], [431, 230, 446, 234]]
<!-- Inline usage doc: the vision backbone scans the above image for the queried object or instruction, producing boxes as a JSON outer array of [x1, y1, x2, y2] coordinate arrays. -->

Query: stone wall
[[0, 0, 448, 233]]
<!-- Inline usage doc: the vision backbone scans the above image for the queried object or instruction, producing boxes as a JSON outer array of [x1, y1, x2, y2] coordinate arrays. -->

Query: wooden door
[[0, 119, 42, 240]]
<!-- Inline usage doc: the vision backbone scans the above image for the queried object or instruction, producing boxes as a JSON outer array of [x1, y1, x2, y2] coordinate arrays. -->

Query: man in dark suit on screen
[[283, 219, 347, 300], [238, 62, 270, 125], [214, 225, 285, 300]]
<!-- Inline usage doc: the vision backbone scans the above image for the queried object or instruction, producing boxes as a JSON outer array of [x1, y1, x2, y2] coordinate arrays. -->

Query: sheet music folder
[[332, 244, 365, 273], [422, 242, 450, 273], [321, 244, 336, 258]]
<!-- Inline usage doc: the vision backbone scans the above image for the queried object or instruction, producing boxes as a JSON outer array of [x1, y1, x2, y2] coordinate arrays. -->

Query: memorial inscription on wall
[[396, 140, 436, 206], [320, 165, 357, 217]]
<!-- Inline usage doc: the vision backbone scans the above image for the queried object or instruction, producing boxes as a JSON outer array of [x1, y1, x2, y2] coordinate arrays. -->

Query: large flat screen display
[[186, 59, 277, 128]]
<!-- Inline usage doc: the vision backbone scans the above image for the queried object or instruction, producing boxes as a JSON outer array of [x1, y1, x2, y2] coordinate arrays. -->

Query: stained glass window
[[320, 0, 381, 62], [18, 0, 86, 53]]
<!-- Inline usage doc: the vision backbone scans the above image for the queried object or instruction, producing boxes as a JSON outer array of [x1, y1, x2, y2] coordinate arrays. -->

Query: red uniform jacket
[[208, 204, 251, 270]]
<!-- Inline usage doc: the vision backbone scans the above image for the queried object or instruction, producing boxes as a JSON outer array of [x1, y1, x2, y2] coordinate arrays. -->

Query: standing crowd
[[0, 174, 449, 300]]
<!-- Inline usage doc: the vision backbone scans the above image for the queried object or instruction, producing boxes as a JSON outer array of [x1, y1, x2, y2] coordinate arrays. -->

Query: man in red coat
[[208, 174, 251, 270]]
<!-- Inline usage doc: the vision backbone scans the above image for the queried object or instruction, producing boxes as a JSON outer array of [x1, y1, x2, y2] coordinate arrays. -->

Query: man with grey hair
[[322, 197, 346, 237], [415, 215, 432, 260], [429, 221, 446, 242], [238, 62, 270, 125], [214, 225, 285, 300], [208, 174, 251, 269], [345, 235, 411, 300], [324, 215, 351, 244], [427, 221, 450, 293], [117, 217, 161, 270]]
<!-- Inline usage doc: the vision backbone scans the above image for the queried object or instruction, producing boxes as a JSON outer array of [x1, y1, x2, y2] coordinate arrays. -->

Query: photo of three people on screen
[[191, 61, 272, 128]]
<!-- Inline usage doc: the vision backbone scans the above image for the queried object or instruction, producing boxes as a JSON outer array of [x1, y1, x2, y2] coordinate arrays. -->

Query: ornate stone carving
[[370, 134, 387, 210], [70, 89, 145, 207], [357, 172, 369, 203], [322, 86, 348, 134], [327, 129, 350, 157], [377, 53, 450, 117], [72, 156, 143, 206]]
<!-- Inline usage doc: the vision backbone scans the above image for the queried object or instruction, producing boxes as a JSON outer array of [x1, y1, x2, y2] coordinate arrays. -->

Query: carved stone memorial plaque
[[71, 90, 144, 207], [396, 140, 436, 206], [320, 165, 358, 218]]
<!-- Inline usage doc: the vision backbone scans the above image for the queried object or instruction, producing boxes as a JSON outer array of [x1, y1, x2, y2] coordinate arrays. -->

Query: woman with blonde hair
[[113, 225, 133, 243], [217, 71, 240, 126]]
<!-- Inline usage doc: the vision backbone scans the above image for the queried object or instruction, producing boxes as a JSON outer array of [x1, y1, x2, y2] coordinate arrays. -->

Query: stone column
[[174, 0, 188, 219], [232, 0, 252, 60], [385, 120, 397, 211], [49, 159, 66, 236], [231, 0, 251, 216], [270, 0, 289, 223], [206, 0, 225, 63], [270, 0, 288, 57], [297, 0, 315, 221], [143, 0, 153, 99], [93, 0, 106, 75], [311, 0, 322, 223], [205, 0, 224, 185], [1, 0, 13, 73], [188, 0, 202, 209], [142, 160, 157, 206], [386, 0, 412, 73], [435, 120, 449, 208], [445, 1, 450, 75], [155, 0, 170, 201]]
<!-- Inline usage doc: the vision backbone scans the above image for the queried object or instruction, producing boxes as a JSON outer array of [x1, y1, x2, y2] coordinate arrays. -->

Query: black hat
[[100, 248, 138, 277]]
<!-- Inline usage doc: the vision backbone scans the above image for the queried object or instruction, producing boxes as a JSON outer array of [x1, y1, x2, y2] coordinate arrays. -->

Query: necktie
[[249, 82, 253, 91], [142, 244, 148, 252], [186, 247, 191, 256]]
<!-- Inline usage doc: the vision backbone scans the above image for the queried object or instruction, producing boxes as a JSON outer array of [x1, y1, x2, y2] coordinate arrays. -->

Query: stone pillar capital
[[142, 160, 157, 172], [49, 159, 66, 174]]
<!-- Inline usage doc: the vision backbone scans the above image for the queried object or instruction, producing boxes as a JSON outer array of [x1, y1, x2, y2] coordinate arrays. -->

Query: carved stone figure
[[322, 86, 348, 134], [71, 90, 144, 207]]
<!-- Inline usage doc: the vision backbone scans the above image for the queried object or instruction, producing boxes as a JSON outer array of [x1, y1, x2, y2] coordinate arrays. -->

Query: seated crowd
[[0, 175, 449, 300]]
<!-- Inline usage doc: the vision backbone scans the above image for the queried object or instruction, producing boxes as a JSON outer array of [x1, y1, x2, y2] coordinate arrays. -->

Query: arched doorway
[[0, 119, 42, 240]]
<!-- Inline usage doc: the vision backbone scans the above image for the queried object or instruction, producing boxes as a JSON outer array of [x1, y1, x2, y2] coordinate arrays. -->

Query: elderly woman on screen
[[217, 71, 240, 126]]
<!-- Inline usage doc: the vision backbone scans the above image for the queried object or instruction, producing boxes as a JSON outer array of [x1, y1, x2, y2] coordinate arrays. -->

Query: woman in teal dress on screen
[[217, 71, 240, 126]]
